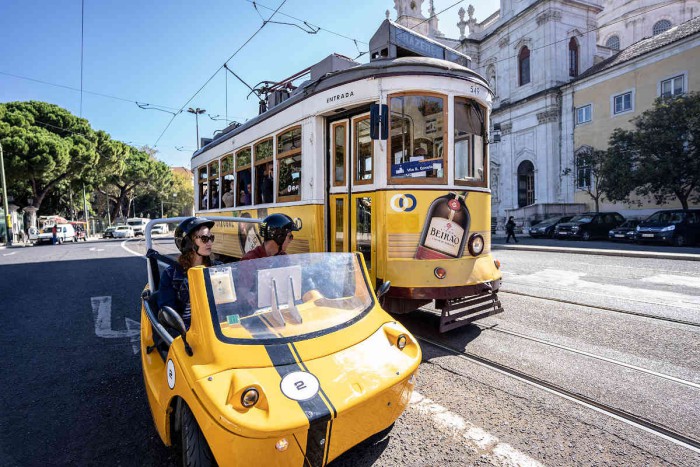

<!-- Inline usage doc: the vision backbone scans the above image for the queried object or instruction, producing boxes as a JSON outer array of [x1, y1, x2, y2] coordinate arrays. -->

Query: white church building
[[389, 0, 699, 229]]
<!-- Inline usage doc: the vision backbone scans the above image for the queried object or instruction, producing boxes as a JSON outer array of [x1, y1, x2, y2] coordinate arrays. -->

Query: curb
[[492, 243, 700, 261]]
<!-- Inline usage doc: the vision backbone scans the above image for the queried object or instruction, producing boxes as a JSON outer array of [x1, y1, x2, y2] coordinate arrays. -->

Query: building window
[[653, 20, 672, 36], [613, 91, 633, 114], [576, 105, 591, 125], [575, 149, 592, 189], [517, 160, 535, 207], [518, 46, 530, 86], [660, 75, 684, 98], [605, 35, 620, 51], [569, 37, 579, 77]]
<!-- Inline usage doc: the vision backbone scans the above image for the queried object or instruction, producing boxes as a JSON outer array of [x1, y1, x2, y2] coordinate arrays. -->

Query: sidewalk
[[491, 234, 700, 261]]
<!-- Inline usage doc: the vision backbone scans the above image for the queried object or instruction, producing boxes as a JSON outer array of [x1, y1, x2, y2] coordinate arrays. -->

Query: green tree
[[0, 101, 99, 212], [605, 92, 700, 210]]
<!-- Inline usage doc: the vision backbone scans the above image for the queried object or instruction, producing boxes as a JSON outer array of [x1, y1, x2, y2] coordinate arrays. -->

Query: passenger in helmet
[[158, 217, 218, 328], [241, 213, 301, 260]]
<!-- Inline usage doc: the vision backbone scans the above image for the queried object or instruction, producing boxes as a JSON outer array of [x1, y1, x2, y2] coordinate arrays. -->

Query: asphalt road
[[1, 238, 699, 466]]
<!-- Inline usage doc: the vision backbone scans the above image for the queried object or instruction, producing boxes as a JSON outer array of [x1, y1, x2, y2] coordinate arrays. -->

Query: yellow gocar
[[140, 226, 421, 466]]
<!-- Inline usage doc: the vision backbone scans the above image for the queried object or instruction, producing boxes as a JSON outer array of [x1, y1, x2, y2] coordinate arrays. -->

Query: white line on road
[[91, 296, 140, 354], [2, 252, 16, 256], [409, 391, 543, 466], [642, 274, 700, 289]]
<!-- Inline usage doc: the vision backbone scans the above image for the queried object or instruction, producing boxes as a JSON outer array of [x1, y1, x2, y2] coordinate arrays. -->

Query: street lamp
[[187, 107, 206, 149]]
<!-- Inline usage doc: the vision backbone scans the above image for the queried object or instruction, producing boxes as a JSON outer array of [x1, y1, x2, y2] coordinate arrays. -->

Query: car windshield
[[620, 220, 639, 228], [538, 217, 562, 226], [117, 226, 128, 230], [42, 227, 53, 233], [644, 212, 686, 225], [127, 221, 142, 226], [206, 253, 373, 343], [569, 215, 593, 223]]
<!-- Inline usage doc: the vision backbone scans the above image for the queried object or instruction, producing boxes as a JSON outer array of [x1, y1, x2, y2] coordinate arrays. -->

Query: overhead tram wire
[[153, 0, 289, 148]]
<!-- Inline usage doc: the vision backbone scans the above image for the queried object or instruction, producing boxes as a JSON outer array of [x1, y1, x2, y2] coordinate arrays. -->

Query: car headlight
[[571, 225, 580, 232], [609, 230, 614, 235], [661, 225, 675, 232], [241, 387, 259, 408], [397, 334, 407, 350], [635, 225, 640, 231]]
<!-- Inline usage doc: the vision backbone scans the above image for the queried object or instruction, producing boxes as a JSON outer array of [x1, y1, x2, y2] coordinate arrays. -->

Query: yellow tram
[[193, 21, 503, 331]]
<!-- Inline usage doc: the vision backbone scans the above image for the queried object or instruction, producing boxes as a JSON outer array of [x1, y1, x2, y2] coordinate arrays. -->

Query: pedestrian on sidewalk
[[506, 216, 518, 243]]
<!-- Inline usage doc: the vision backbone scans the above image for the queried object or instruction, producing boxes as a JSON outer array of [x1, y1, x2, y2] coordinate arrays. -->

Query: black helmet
[[259, 213, 301, 247], [175, 217, 215, 254]]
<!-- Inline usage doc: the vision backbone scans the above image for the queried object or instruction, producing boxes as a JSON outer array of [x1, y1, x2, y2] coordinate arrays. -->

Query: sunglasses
[[195, 234, 216, 243]]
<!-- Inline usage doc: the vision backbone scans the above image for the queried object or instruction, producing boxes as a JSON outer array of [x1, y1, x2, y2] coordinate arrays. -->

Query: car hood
[[192, 322, 420, 437], [557, 221, 585, 228]]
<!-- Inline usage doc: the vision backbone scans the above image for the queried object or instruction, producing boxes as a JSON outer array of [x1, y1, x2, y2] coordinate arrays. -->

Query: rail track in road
[[499, 288, 700, 328], [415, 335, 700, 455]]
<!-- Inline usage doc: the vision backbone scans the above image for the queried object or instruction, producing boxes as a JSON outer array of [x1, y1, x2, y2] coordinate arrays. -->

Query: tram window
[[356, 197, 372, 270], [388, 94, 446, 184], [208, 161, 220, 209], [454, 97, 486, 186], [277, 127, 302, 202], [334, 198, 344, 252], [354, 117, 373, 184], [198, 166, 208, 210], [235, 147, 252, 207], [333, 122, 347, 186], [254, 139, 274, 204], [221, 155, 235, 207]]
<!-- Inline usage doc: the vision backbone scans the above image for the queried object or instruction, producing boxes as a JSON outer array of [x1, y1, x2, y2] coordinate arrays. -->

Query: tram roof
[[192, 56, 491, 159]]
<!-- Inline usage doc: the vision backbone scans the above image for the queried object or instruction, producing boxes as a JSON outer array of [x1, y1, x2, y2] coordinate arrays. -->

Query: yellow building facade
[[561, 18, 700, 217]]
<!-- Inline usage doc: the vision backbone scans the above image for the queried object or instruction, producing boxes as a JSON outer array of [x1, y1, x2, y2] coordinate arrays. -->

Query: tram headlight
[[241, 387, 259, 408], [468, 234, 485, 256], [434, 267, 447, 279]]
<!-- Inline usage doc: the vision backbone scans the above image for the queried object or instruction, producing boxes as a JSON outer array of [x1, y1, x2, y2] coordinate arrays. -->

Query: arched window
[[517, 160, 535, 207], [569, 37, 579, 77], [653, 20, 672, 36], [486, 65, 497, 95], [518, 46, 530, 86], [605, 35, 620, 51]]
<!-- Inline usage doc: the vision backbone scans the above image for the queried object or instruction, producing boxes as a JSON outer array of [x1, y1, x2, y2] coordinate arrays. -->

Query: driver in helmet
[[241, 213, 300, 261], [158, 217, 219, 328]]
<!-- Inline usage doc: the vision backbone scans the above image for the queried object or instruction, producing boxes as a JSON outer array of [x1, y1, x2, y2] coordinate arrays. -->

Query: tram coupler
[[436, 291, 503, 333]]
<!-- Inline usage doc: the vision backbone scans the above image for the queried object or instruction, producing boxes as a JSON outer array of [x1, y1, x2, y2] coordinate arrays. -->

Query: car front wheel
[[180, 403, 215, 467], [674, 235, 686, 247], [581, 231, 591, 241]]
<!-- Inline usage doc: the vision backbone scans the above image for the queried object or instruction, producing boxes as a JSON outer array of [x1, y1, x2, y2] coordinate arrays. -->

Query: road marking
[[641, 274, 700, 289], [508, 269, 700, 310], [89, 247, 105, 252], [91, 296, 140, 354], [409, 391, 542, 466], [2, 252, 16, 256]]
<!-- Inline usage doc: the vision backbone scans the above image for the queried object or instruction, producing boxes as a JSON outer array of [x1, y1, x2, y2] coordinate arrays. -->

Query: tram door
[[328, 114, 376, 284]]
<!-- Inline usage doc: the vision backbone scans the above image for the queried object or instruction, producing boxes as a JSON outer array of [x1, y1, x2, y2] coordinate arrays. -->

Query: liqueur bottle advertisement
[[415, 191, 470, 260]]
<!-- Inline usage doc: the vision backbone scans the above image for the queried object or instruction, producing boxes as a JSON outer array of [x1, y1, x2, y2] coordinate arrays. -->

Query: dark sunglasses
[[195, 234, 215, 243]]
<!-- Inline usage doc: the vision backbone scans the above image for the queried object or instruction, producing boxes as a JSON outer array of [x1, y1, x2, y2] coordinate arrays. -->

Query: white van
[[36, 223, 76, 244], [126, 218, 149, 236]]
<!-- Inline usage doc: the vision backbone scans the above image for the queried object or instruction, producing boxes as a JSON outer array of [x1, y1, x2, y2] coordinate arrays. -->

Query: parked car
[[151, 223, 169, 235], [554, 212, 625, 240], [103, 226, 117, 238], [608, 220, 640, 242], [36, 223, 76, 244], [634, 209, 700, 246], [112, 225, 135, 238], [528, 216, 573, 238]]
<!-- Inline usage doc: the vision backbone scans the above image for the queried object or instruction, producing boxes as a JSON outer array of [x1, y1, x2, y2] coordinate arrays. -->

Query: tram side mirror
[[376, 281, 391, 299], [158, 306, 193, 356], [370, 104, 389, 140]]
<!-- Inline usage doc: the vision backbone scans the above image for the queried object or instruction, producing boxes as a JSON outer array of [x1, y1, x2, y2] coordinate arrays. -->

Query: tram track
[[499, 288, 700, 328], [473, 323, 700, 389], [415, 335, 700, 454]]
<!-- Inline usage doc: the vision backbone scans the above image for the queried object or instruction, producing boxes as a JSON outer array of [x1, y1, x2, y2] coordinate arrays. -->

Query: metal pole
[[83, 184, 89, 236], [161, 199, 164, 218], [195, 112, 200, 149], [106, 193, 111, 226], [0, 143, 12, 246]]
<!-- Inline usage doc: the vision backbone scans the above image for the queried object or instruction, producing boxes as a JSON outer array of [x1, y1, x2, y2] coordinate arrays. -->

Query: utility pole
[[187, 107, 206, 149], [0, 142, 11, 246], [83, 184, 89, 236]]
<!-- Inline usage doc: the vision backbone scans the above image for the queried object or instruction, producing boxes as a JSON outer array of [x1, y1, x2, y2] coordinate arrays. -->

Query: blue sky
[[0, 0, 498, 168]]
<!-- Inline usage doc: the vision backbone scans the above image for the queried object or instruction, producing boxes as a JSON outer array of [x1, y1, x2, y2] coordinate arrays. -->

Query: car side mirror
[[158, 306, 193, 356], [376, 281, 391, 299]]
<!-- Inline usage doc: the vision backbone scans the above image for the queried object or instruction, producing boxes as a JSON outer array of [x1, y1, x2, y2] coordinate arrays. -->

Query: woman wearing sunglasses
[[241, 213, 300, 260], [158, 217, 219, 329]]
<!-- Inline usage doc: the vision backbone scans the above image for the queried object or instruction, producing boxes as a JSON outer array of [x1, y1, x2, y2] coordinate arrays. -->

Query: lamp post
[[187, 107, 206, 149], [0, 142, 12, 246]]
